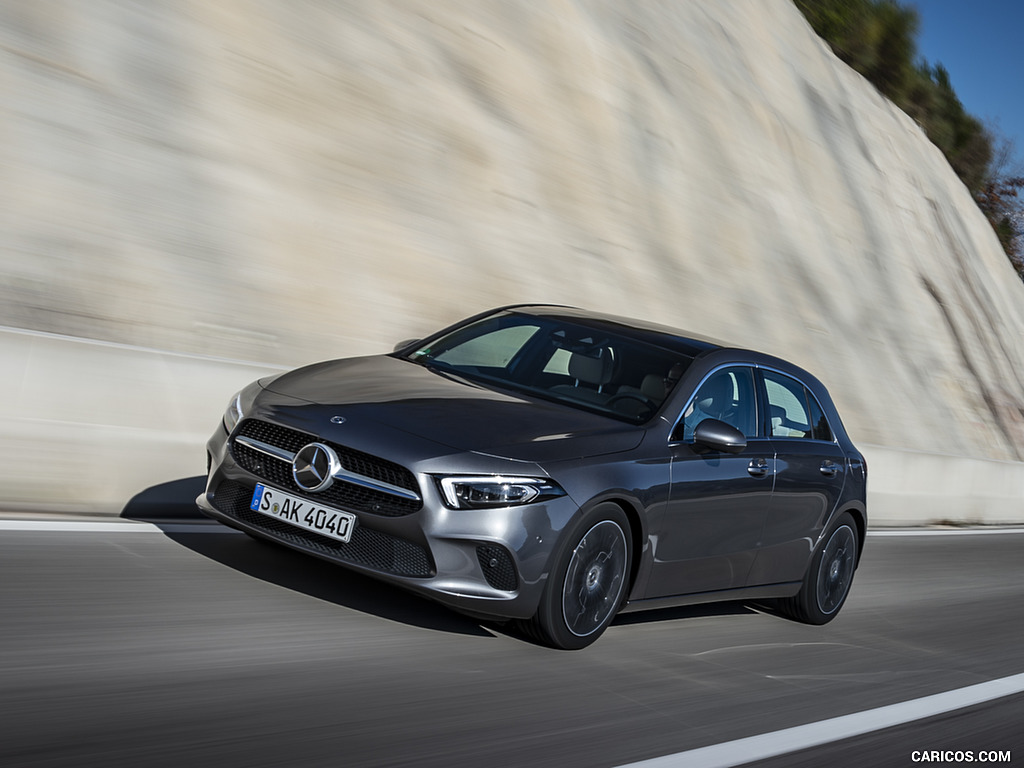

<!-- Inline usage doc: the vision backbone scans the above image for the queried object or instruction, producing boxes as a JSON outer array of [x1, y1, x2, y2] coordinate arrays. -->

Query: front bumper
[[197, 422, 579, 621]]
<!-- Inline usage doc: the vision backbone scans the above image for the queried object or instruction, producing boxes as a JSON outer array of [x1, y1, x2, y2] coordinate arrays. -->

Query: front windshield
[[405, 311, 692, 423]]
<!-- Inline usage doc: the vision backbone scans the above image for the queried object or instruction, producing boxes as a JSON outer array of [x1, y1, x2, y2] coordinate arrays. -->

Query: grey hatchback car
[[198, 305, 866, 649]]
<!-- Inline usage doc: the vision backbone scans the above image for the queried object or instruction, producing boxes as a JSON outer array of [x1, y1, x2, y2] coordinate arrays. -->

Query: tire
[[777, 512, 859, 625], [522, 503, 632, 650]]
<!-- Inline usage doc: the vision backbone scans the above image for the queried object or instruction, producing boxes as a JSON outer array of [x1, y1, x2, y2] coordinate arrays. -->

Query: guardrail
[[1, 327, 1021, 524]]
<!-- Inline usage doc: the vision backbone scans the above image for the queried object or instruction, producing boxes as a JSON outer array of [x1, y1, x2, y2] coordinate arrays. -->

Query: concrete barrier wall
[[0, 327, 283, 516], [862, 445, 1024, 527], [2, 326, 1020, 525]]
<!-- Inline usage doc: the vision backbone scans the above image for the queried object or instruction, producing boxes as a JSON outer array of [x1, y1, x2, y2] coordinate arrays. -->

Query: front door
[[645, 366, 775, 598]]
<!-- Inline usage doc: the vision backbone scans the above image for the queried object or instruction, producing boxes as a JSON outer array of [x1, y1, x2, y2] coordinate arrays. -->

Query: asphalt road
[[1, 522, 1022, 768]]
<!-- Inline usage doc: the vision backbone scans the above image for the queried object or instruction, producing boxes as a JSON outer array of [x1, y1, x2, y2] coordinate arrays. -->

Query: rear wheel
[[777, 512, 859, 624], [522, 504, 632, 650]]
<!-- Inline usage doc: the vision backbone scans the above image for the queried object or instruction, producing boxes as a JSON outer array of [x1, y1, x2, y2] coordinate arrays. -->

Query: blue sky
[[911, 0, 1024, 170]]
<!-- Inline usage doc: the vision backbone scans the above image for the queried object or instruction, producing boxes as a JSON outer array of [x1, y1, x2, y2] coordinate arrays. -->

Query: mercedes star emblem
[[292, 442, 339, 492]]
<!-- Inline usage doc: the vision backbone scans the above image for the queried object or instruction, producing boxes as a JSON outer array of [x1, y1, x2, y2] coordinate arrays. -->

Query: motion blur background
[[2, 0, 1024, 522]]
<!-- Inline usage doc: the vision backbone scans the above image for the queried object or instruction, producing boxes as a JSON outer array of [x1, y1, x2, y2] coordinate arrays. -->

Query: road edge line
[[615, 672, 1024, 768]]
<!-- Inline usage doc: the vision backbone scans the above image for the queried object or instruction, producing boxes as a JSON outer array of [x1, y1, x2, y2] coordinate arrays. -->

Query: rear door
[[746, 368, 848, 585]]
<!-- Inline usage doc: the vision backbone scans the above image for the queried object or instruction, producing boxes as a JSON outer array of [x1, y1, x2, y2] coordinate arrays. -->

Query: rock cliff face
[[2, 0, 1024, 460]]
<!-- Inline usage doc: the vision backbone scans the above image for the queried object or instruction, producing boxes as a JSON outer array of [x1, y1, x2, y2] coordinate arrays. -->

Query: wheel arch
[[839, 502, 867, 561]]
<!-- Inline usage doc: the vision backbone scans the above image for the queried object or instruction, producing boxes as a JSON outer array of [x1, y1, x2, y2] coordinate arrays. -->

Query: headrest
[[640, 374, 667, 401], [569, 351, 612, 386]]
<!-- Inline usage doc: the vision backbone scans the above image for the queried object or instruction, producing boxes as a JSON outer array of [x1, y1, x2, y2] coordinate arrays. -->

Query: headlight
[[437, 476, 566, 509], [223, 391, 244, 432], [222, 379, 263, 433]]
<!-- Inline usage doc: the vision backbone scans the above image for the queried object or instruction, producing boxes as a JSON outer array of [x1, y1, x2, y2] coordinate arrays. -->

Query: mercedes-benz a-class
[[198, 305, 866, 649]]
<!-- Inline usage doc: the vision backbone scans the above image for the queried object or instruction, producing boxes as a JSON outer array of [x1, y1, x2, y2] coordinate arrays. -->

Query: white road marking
[[0, 520, 239, 534], [868, 527, 1024, 536], [616, 672, 1024, 768]]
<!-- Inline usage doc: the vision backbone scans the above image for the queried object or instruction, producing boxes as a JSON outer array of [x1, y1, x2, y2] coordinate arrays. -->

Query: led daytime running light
[[224, 391, 244, 432]]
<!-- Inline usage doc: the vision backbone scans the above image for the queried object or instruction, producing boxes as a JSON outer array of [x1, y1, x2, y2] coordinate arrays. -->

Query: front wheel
[[521, 504, 632, 650], [777, 512, 859, 625]]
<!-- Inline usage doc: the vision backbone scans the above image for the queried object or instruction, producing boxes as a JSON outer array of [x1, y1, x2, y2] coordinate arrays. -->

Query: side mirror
[[392, 338, 421, 354], [693, 419, 747, 454]]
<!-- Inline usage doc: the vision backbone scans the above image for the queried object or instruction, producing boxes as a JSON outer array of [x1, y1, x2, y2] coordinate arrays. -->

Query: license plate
[[250, 484, 356, 544]]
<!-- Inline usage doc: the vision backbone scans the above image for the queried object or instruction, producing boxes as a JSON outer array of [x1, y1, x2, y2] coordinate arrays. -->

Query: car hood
[[259, 355, 644, 462]]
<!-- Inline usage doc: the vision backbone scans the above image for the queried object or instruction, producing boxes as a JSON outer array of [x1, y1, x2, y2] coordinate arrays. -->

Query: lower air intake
[[476, 544, 519, 592], [211, 481, 434, 578]]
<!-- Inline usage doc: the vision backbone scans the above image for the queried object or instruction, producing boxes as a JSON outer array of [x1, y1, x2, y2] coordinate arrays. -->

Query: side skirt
[[618, 582, 802, 615]]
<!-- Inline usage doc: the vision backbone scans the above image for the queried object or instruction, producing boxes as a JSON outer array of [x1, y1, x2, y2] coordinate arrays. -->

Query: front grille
[[476, 544, 519, 592], [231, 419, 421, 517], [211, 480, 434, 578]]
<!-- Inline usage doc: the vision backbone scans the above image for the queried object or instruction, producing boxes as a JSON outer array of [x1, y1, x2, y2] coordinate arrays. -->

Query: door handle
[[820, 460, 839, 477], [747, 458, 769, 477]]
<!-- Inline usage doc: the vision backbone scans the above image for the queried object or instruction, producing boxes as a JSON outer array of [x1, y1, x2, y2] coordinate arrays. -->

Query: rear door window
[[763, 370, 833, 441]]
